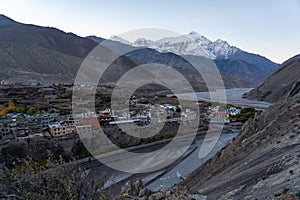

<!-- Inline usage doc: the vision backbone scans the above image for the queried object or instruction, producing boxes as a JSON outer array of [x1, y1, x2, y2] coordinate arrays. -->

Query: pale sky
[[1, 0, 300, 63]]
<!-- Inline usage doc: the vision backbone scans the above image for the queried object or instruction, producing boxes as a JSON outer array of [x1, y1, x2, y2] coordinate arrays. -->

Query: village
[[0, 83, 249, 162]]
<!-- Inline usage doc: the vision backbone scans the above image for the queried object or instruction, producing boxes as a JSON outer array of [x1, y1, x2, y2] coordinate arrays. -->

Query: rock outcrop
[[114, 179, 206, 200]]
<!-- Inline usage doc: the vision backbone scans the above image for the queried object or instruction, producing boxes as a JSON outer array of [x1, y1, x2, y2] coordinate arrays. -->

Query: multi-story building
[[210, 111, 230, 124], [48, 124, 75, 137]]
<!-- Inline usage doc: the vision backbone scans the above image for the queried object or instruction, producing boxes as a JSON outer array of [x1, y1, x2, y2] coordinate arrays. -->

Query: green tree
[[8, 98, 17, 107], [7, 98, 17, 113], [15, 106, 26, 113], [27, 107, 38, 115], [58, 108, 70, 115]]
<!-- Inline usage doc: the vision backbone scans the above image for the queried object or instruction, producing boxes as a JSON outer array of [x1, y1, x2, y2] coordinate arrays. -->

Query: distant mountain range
[[90, 33, 279, 86], [109, 31, 278, 71], [0, 14, 279, 88]]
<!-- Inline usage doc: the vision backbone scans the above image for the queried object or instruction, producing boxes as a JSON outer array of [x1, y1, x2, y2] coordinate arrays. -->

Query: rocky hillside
[[181, 56, 300, 199], [0, 15, 144, 85], [245, 57, 300, 103], [0, 14, 99, 83], [0, 14, 96, 58], [214, 59, 266, 85], [0, 42, 82, 82], [125, 48, 253, 89]]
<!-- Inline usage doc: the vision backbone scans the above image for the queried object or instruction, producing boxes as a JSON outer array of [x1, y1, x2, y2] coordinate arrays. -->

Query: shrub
[[58, 108, 70, 115], [229, 107, 260, 122], [0, 157, 112, 199], [156, 93, 167, 98], [138, 99, 149, 104], [15, 106, 26, 113], [27, 107, 38, 115]]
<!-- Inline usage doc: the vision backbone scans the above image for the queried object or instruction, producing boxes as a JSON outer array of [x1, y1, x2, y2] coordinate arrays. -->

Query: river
[[147, 88, 271, 191], [176, 88, 271, 110], [147, 132, 238, 191]]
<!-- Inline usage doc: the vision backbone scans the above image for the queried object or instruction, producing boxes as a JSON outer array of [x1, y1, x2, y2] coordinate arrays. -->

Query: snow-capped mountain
[[108, 31, 278, 72], [110, 31, 239, 60], [89, 31, 279, 86], [110, 35, 132, 45]]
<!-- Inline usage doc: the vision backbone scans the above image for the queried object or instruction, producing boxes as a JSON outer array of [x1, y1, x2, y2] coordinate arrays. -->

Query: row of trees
[[0, 99, 39, 116], [0, 99, 70, 116]]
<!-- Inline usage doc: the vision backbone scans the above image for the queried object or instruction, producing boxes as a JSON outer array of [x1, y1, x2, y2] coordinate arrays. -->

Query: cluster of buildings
[[0, 111, 99, 153], [1, 100, 242, 151], [48, 112, 99, 137], [208, 106, 241, 124], [226, 107, 241, 116], [155, 104, 198, 122], [0, 112, 94, 145], [0, 80, 16, 85], [99, 108, 152, 126], [0, 113, 63, 146], [0, 79, 40, 86], [98, 103, 198, 126]]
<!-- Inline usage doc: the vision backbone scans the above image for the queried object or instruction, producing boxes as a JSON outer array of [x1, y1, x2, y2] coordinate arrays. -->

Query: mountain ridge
[[0, 14, 97, 58], [89, 35, 274, 86], [245, 57, 300, 102], [0, 14, 19, 25], [108, 31, 278, 71], [110, 32, 239, 60]]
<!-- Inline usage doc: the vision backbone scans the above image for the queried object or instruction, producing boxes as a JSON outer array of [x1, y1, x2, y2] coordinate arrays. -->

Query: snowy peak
[[214, 39, 230, 48], [214, 38, 227, 43], [134, 38, 153, 46], [188, 31, 199, 35], [110, 31, 239, 59], [109, 35, 131, 45], [186, 31, 210, 42]]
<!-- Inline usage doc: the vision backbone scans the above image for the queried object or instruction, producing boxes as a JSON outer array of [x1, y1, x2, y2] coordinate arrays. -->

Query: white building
[[226, 107, 241, 116]]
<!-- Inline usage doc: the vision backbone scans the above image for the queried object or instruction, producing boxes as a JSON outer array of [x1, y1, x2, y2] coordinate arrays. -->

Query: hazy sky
[[1, 0, 300, 63]]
